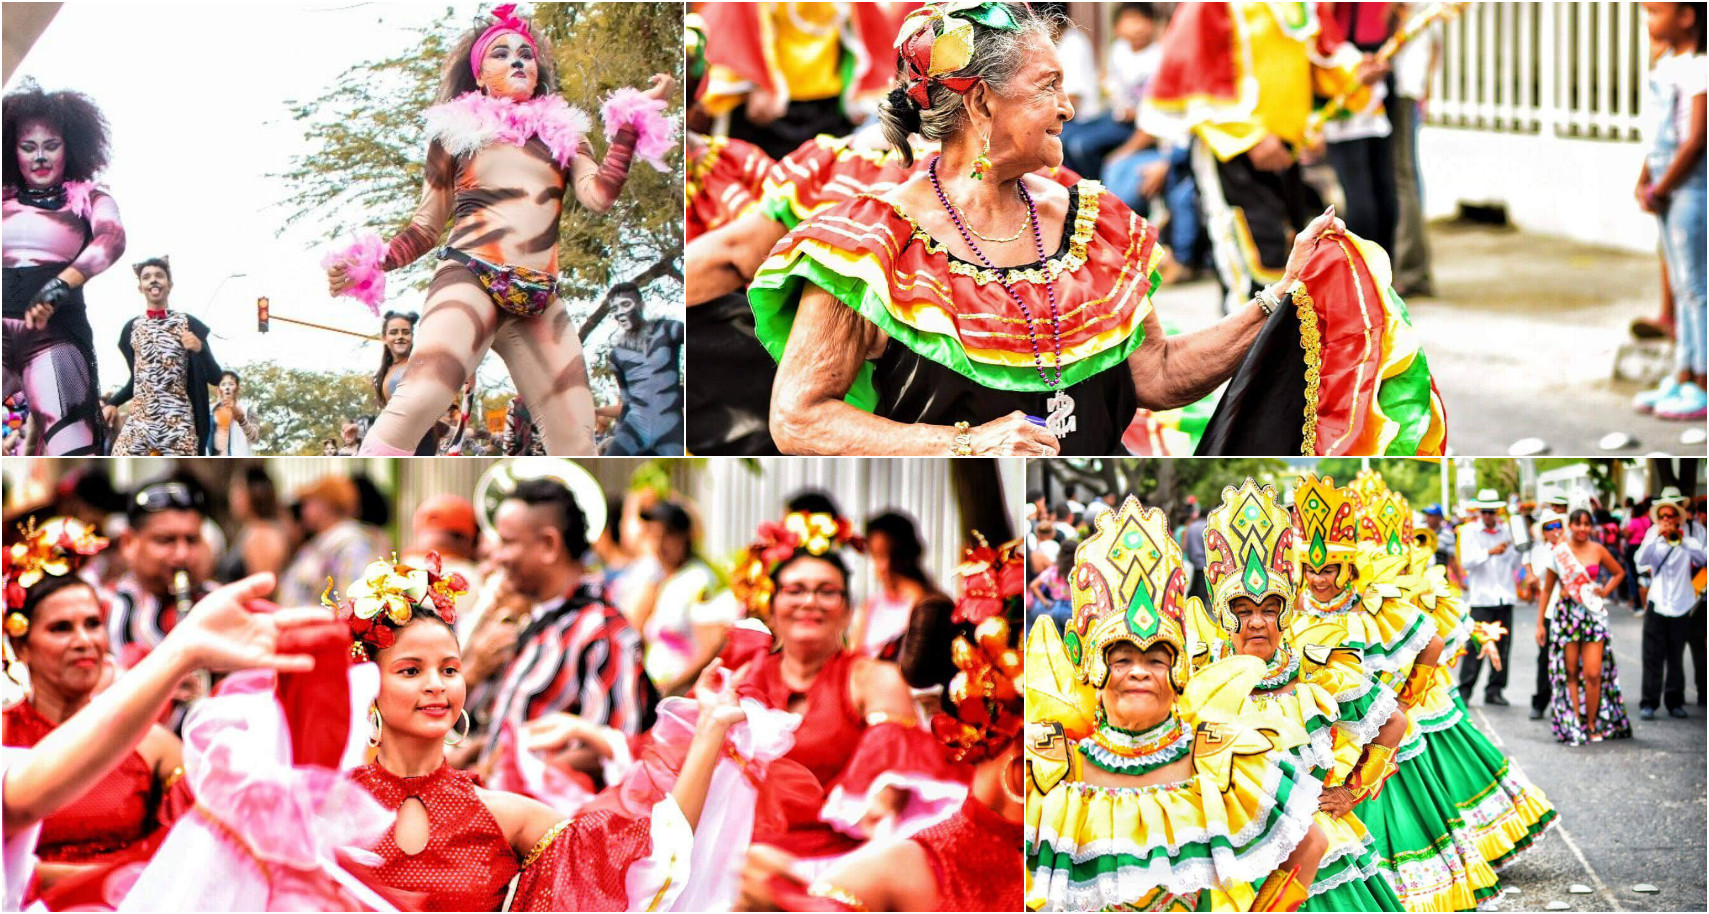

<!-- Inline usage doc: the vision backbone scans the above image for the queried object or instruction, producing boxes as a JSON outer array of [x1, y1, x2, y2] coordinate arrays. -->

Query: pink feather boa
[[600, 87, 676, 172], [423, 91, 590, 168], [320, 233, 387, 314]]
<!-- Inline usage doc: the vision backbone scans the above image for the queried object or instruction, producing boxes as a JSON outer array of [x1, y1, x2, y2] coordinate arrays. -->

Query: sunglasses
[[1542, 521, 1563, 532], [132, 482, 206, 516]]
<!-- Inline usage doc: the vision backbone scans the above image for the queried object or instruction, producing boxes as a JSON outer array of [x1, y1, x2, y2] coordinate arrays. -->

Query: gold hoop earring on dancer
[[444, 709, 471, 747], [1003, 755, 1026, 804], [367, 703, 383, 747]]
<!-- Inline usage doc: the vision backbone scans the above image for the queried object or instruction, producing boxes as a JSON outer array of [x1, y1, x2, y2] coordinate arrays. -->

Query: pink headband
[[470, 4, 537, 78]]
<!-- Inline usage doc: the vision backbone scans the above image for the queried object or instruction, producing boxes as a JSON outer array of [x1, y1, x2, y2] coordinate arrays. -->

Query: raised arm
[[770, 285, 1058, 456], [570, 74, 677, 215]]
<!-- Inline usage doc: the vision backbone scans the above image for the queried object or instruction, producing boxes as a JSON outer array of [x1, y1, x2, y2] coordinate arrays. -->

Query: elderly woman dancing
[[748, 2, 1343, 456]]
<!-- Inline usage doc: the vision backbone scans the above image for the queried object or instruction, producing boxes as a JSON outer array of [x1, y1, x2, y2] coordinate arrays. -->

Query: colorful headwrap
[[1293, 474, 1361, 592], [470, 3, 538, 79], [3, 517, 107, 640], [730, 511, 865, 620], [1203, 480, 1297, 633], [893, 1, 1023, 108], [1066, 496, 1198, 692], [930, 535, 1024, 763], [321, 552, 470, 662]]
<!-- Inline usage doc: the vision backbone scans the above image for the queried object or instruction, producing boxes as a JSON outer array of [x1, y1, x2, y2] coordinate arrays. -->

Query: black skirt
[[1195, 294, 1306, 455]]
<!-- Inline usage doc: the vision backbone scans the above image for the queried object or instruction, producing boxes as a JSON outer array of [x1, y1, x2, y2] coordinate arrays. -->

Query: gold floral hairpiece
[[3, 517, 108, 638], [322, 551, 469, 661]]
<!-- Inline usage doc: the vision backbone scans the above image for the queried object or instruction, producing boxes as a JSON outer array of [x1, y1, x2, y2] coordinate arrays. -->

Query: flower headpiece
[[730, 511, 865, 620], [321, 552, 469, 662], [930, 534, 1023, 763], [894, 1, 1023, 108], [4, 517, 108, 638], [470, 3, 538, 79]]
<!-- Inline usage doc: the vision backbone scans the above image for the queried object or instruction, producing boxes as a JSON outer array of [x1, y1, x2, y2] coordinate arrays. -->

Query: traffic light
[[257, 296, 270, 333]]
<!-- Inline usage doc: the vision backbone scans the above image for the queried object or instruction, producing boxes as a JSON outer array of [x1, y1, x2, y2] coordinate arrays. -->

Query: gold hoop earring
[[970, 130, 992, 181], [367, 704, 383, 747], [1003, 756, 1026, 804], [444, 709, 471, 747]]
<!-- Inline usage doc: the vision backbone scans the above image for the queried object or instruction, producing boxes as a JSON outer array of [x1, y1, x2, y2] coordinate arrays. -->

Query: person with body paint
[[2, 81, 126, 455], [601, 282, 684, 456], [324, 3, 676, 457]]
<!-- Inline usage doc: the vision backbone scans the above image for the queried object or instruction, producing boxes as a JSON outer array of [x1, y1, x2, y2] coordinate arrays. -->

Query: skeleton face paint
[[478, 32, 539, 102], [613, 292, 641, 330], [16, 119, 65, 190]]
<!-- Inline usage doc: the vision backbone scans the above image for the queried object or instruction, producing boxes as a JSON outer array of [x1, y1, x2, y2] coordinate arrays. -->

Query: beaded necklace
[[1253, 645, 1300, 692], [1300, 587, 1358, 617], [1080, 710, 1192, 776], [928, 157, 1075, 438]]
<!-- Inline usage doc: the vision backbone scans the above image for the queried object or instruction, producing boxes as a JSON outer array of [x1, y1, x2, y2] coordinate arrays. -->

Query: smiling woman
[[740, 2, 1345, 458]]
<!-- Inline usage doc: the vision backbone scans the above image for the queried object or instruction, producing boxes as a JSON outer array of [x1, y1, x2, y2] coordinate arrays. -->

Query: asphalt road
[[1151, 221, 1704, 456], [1453, 592, 1706, 912]]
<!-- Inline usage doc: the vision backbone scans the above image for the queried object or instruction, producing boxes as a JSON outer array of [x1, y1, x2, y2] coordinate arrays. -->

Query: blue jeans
[[1061, 113, 1137, 181], [1660, 180, 1706, 376], [1107, 145, 1204, 267]]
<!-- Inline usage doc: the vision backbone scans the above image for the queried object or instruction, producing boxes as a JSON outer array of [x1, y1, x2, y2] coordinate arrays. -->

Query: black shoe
[[1641, 707, 1657, 721], [1669, 707, 1690, 719], [1486, 694, 1510, 707], [1528, 706, 1545, 720]]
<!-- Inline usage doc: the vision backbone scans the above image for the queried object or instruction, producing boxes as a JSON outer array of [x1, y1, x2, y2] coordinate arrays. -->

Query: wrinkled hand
[[643, 72, 676, 103], [1319, 785, 1357, 817], [968, 412, 1061, 456], [163, 573, 332, 675], [1281, 207, 1346, 288], [1246, 134, 1294, 172]]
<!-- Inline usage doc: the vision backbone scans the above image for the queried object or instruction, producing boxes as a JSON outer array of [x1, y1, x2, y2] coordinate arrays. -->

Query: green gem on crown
[[1243, 548, 1269, 595]]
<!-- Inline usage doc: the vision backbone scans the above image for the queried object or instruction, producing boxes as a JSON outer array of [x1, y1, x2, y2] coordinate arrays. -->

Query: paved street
[[1152, 221, 1702, 456], [1454, 594, 1706, 912]]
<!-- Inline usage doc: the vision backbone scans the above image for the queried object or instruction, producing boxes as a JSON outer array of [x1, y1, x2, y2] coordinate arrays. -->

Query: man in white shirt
[[1457, 489, 1520, 706], [1635, 489, 1706, 719]]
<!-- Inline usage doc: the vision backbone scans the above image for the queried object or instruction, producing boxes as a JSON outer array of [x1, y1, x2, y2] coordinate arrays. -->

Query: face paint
[[478, 32, 539, 101], [16, 119, 65, 190], [136, 266, 172, 307]]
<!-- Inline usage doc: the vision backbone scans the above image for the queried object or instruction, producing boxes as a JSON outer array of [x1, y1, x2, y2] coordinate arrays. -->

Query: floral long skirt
[[1547, 598, 1634, 745]]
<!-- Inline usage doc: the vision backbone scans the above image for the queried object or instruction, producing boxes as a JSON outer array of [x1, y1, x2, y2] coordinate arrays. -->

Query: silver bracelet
[[1254, 284, 1282, 316]]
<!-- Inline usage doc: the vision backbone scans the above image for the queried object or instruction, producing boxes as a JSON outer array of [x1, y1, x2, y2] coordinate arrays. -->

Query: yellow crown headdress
[[1066, 496, 1197, 692], [1358, 490, 1413, 560], [1203, 480, 1298, 633], [1293, 475, 1360, 591], [1351, 468, 1389, 505]]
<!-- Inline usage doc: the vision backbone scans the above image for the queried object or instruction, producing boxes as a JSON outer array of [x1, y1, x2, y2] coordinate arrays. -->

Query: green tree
[[277, 2, 683, 302], [237, 360, 379, 455], [1040, 458, 1288, 517], [1316, 458, 1445, 510]]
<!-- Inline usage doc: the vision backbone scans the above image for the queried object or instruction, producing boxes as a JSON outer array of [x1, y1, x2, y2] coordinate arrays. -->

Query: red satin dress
[[347, 763, 519, 912], [2, 701, 177, 862], [914, 797, 1024, 912]]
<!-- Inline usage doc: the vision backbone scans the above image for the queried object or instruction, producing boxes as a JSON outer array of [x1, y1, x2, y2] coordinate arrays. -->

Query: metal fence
[[1429, 1, 1649, 143]]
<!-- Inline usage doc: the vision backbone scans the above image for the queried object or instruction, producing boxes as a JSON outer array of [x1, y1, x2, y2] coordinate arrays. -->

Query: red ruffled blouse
[[2, 700, 186, 863], [915, 796, 1024, 912], [687, 133, 774, 241]]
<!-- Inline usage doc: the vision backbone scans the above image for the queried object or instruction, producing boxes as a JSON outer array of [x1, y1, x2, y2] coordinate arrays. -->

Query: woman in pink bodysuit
[[2, 81, 126, 455]]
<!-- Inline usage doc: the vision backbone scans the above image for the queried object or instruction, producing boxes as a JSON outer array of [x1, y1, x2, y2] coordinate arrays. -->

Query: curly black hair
[[2, 79, 112, 188]]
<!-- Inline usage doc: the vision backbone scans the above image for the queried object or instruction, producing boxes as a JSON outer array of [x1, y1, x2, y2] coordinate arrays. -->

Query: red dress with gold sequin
[[738, 650, 968, 860], [913, 796, 1023, 912], [2, 700, 189, 863], [349, 761, 673, 912], [346, 763, 519, 911]]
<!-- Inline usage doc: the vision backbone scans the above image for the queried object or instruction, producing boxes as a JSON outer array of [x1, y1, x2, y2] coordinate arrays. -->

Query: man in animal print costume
[[106, 256, 221, 455]]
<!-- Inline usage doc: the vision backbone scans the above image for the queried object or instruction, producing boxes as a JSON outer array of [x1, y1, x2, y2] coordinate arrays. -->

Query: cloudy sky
[[10, 2, 662, 399]]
